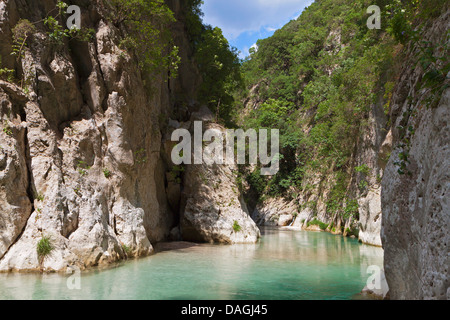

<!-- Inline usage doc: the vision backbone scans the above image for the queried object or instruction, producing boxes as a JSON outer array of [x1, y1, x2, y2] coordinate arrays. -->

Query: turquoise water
[[0, 228, 383, 300]]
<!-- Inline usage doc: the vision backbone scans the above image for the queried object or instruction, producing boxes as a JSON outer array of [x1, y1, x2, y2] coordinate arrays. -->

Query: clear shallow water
[[0, 228, 383, 300]]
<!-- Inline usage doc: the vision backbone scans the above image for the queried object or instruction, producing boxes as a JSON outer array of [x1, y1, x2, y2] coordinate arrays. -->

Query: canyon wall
[[0, 0, 172, 271], [381, 10, 449, 300], [0, 0, 256, 272]]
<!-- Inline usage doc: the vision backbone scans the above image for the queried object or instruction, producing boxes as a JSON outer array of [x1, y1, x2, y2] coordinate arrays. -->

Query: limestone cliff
[[381, 10, 449, 300], [0, 0, 255, 272], [0, 0, 173, 272]]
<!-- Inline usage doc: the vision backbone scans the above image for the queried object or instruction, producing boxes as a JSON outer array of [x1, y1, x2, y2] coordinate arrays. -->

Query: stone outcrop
[[354, 96, 391, 247], [0, 0, 173, 271], [358, 189, 382, 247], [381, 10, 450, 299], [252, 198, 298, 227], [181, 158, 261, 244], [0, 0, 225, 272], [0, 0, 260, 272], [173, 110, 260, 244]]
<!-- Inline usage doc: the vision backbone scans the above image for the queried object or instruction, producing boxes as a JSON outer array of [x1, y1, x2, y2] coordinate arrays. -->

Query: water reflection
[[0, 227, 384, 300]]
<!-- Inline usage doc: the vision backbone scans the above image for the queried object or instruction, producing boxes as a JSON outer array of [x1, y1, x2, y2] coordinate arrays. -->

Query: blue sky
[[201, 0, 314, 59]]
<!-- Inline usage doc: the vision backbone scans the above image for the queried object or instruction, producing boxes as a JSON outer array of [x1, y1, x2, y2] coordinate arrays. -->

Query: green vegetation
[[73, 187, 81, 196], [194, 26, 243, 125], [47, 1, 92, 43], [169, 165, 185, 184], [11, 19, 36, 60], [343, 199, 360, 220], [37, 235, 54, 265], [44, 16, 95, 46], [103, 168, 112, 179], [232, 220, 242, 232], [232, 0, 448, 226], [4, 1, 95, 88], [77, 160, 91, 177], [346, 227, 359, 238], [184, 1, 243, 126], [107, 0, 180, 75], [383, 0, 449, 175], [355, 164, 371, 176], [2, 121, 13, 136], [0, 65, 15, 83], [12, 2, 95, 50], [307, 219, 328, 231], [122, 243, 132, 258]]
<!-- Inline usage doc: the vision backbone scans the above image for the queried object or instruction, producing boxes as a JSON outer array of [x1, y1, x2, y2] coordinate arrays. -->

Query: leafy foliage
[[107, 0, 180, 75], [236, 0, 400, 219], [307, 219, 328, 231], [234, 0, 447, 225], [11, 19, 36, 60], [233, 220, 242, 232], [195, 27, 243, 126], [0, 63, 15, 82], [37, 235, 54, 265]]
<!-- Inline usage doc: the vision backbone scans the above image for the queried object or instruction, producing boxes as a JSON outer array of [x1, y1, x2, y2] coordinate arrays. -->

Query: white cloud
[[239, 43, 259, 59], [201, 0, 314, 40], [265, 27, 277, 32]]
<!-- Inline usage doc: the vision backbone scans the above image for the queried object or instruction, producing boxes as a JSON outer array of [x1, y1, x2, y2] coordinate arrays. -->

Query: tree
[[195, 26, 243, 125]]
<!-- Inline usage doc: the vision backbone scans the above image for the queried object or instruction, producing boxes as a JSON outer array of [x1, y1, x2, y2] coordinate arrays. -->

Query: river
[[0, 227, 384, 300]]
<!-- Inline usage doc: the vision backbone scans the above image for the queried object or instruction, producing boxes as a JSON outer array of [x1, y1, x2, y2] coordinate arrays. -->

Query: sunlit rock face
[[381, 11, 450, 300], [0, 0, 177, 272], [0, 0, 256, 272], [178, 119, 261, 244]]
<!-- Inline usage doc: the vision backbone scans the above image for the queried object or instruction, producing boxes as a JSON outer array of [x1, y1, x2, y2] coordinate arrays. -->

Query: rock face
[[0, 0, 211, 272], [178, 120, 260, 244], [0, 0, 259, 271], [252, 198, 298, 227], [0, 84, 32, 261], [0, 0, 170, 271], [355, 99, 391, 247], [358, 189, 382, 247], [381, 10, 450, 299], [181, 162, 261, 244]]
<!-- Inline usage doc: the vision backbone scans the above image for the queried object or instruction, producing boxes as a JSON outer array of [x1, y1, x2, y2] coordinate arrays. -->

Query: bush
[[108, 0, 179, 75], [346, 227, 359, 238], [37, 235, 54, 264], [307, 219, 328, 231], [11, 19, 36, 60], [232, 221, 242, 232], [195, 26, 243, 125], [122, 244, 131, 258], [103, 168, 112, 179]]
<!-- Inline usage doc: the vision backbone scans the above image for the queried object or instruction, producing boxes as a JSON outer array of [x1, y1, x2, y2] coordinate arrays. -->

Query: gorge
[[0, 0, 448, 300]]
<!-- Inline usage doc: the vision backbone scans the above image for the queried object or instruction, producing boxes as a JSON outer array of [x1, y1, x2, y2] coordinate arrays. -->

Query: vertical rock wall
[[381, 10, 450, 299], [0, 0, 174, 271]]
